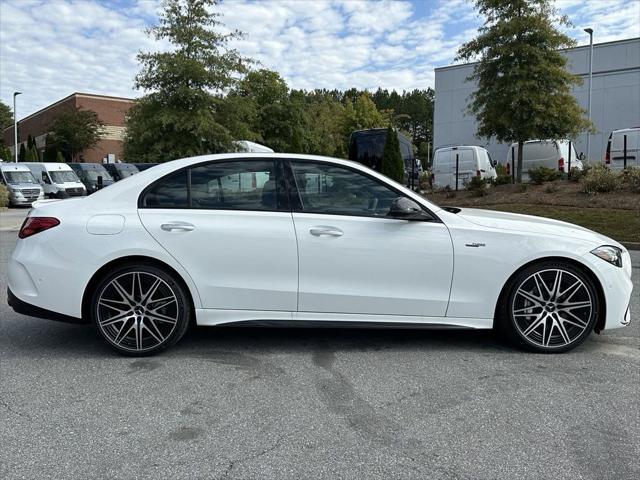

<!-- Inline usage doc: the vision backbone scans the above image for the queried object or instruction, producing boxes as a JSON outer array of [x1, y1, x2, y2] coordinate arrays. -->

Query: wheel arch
[[81, 255, 197, 324], [493, 255, 607, 333]]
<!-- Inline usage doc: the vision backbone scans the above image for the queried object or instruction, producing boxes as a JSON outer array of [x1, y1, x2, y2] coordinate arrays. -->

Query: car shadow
[[1, 316, 520, 359]]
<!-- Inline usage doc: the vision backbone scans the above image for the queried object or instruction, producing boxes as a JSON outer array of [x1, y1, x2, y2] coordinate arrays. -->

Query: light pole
[[13, 91, 21, 163], [584, 28, 593, 162]]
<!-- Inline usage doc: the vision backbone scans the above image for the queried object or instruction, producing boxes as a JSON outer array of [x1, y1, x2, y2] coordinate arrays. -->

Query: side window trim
[[284, 158, 439, 222]]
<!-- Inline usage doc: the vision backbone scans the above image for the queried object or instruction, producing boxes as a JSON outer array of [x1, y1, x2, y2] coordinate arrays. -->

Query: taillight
[[558, 157, 565, 172], [476, 169, 481, 177], [18, 217, 60, 239], [505, 162, 510, 175], [605, 149, 610, 164]]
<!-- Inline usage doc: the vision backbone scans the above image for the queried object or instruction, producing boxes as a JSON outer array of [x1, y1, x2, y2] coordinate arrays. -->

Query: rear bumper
[[7, 287, 85, 324]]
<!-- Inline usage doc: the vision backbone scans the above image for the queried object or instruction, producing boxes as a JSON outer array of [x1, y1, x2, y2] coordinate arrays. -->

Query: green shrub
[[0, 184, 9, 208], [492, 163, 512, 185], [466, 176, 488, 197], [528, 166, 560, 184], [568, 166, 584, 182], [580, 165, 619, 193], [621, 167, 640, 193], [442, 185, 456, 198]]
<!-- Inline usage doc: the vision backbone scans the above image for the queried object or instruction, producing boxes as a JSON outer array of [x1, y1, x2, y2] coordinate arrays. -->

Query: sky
[[1, 0, 639, 119]]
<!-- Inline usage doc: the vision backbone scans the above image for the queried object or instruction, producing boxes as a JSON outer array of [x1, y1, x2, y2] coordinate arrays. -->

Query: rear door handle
[[161, 222, 195, 232], [309, 226, 343, 237]]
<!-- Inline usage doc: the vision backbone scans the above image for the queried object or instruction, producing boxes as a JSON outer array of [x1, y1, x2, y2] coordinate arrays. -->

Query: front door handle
[[161, 222, 195, 232], [309, 226, 343, 237]]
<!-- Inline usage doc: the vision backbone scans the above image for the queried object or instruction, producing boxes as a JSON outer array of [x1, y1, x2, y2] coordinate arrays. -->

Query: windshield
[[50, 170, 80, 184], [3, 171, 37, 184], [117, 167, 137, 178], [82, 169, 113, 182]]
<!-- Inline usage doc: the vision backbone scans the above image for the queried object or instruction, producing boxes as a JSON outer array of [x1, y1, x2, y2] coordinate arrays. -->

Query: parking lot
[[1, 209, 638, 480]]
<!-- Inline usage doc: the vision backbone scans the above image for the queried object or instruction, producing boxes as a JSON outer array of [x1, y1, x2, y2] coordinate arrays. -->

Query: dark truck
[[348, 128, 421, 187]]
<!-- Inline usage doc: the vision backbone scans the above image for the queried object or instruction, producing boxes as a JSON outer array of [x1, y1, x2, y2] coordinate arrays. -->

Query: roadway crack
[[219, 433, 287, 479]]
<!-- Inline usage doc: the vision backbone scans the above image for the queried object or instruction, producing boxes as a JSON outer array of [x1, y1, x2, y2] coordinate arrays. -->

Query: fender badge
[[465, 242, 486, 247]]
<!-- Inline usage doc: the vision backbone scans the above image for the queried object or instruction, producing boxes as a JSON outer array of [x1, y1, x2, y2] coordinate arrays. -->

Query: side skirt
[[195, 308, 493, 330]]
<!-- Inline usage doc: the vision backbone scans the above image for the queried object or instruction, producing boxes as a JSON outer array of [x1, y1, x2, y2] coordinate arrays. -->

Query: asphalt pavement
[[1, 210, 638, 480]]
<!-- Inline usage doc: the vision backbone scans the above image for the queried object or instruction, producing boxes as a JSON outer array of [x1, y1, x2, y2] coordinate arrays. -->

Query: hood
[[456, 207, 623, 249], [7, 183, 42, 191]]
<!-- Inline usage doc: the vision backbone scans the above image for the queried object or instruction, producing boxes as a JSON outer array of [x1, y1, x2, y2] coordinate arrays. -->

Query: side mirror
[[492, 160, 498, 167], [97, 175, 103, 188], [388, 197, 430, 220]]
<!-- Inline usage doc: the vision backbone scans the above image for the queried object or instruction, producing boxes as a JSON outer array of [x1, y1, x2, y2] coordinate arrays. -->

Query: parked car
[[7, 154, 632, 356], [605, 127, 639, 169], [23, 162, 86, 198], [348, 128, 421, 185], [432, 145, 497, 189], [0, 163, 44, 206], [102, 162, 139, 181], [506, 140, 583, 180], [68, 163, 114, 194], [131, 163, 159, 172]]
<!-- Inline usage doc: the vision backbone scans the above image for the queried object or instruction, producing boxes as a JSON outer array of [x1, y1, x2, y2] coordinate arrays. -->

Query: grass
[[424, 182, 640, 243]]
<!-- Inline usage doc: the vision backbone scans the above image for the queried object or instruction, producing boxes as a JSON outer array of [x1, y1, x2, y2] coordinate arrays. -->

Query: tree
[[124, 0, 249, 163], [43, 134, 58, 162], [0, 101, 12, 134], [381, 126, 404, 183], [0, 144, 11, 162], [55, 151, 65, 163], [18, 143, 26, 162], [49, 108, 104, 162], [457, 0, 592, 182], [25, 145, 39, 162]]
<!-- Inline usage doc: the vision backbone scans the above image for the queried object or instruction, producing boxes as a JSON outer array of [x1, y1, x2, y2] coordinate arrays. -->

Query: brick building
[[3, 92, 134, 163]]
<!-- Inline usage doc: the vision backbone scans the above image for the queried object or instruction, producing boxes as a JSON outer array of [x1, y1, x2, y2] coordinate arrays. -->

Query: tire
[[498, 261, 599, 353], [90, 264, 191, 356]]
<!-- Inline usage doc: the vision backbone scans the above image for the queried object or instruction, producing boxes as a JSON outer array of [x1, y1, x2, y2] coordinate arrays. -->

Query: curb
[[622, 242, 640, 251]]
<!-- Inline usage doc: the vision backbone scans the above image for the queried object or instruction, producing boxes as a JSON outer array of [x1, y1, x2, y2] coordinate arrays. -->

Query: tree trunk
[[516, 140, 524, 183]]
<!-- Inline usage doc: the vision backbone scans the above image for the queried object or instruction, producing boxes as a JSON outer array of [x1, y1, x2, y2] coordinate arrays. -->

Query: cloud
[[0, 0, 637, 118]]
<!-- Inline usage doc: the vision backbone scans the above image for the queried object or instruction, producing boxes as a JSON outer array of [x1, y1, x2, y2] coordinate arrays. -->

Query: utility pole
[[13, 91, 22, 163]]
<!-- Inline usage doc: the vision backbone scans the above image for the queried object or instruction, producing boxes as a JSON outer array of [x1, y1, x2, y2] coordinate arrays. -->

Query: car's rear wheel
[[90, 264, 190, 356], [501, 262, 599, 353]]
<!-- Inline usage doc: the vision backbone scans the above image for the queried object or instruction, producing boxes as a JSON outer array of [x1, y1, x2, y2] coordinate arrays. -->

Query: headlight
[[591, 245, 622, 267]]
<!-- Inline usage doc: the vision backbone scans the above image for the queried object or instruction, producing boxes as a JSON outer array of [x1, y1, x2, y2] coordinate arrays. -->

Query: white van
[[432, 146, 497, 189], [505, 140, 582, 180], [605, 128, 639, 169], [23, 162, 86, 198], [0, 163, 44, 206]]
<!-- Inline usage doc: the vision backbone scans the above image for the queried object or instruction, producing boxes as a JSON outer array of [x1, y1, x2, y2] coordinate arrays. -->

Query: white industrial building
[[434, 37, 640, 164]]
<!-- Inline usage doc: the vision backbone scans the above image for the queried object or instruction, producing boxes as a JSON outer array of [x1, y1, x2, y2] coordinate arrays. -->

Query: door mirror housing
[[388, 197, 430, 220], [97, 175, 103, 187]]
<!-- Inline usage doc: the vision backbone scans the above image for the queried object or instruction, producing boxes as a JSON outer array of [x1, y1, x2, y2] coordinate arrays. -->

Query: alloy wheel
[[511, 268, 593, 349], [96, 271, 179, 353]]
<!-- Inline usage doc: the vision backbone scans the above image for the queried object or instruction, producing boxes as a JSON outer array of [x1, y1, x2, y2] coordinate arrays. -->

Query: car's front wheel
[[501, 262, 599, 353], [90, 264, 191, 356]]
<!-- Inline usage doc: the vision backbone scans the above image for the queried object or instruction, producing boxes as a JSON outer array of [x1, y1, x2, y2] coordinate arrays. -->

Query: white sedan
[[8, 154, 633, 355]]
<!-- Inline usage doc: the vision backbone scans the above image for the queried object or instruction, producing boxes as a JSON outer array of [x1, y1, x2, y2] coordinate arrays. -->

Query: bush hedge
[[580, 165, 618, 193], [528, 166, 560, 184], [0, 184, 9, 208]]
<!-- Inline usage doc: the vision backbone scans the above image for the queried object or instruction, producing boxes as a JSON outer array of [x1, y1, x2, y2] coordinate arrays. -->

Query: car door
[[138, 159, 298, 312], [287, 160, 454, 317]]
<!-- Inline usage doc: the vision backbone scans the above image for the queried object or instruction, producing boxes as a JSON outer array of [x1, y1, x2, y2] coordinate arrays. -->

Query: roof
[[4, 92, 135, 134], [434, 37, 640, 72]]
